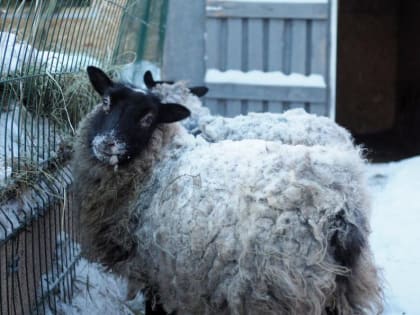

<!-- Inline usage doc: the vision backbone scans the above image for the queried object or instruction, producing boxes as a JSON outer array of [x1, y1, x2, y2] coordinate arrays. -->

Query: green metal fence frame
[[0, 1, 169, 313]]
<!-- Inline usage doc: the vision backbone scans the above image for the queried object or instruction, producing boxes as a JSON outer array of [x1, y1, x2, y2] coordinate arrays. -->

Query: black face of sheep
[[143, 70, 209, 97], [86, 66, 191, 167]]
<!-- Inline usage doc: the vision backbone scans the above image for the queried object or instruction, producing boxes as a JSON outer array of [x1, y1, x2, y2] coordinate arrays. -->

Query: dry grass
[[0, 0, 163, 192], [0, 63, 127, 195]]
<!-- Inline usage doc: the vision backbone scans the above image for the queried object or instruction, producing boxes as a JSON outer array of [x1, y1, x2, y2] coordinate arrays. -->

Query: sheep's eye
[[102, 96, 111, 113], [139, 112, 154, 128]]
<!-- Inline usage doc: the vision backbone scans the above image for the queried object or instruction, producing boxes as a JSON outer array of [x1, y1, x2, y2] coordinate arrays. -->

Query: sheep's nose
[[105, 141, 119, 153]]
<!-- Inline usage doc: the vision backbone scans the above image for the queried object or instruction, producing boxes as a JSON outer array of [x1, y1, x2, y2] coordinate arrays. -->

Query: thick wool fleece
[[199, 109, 355, 150], [152, 82, 354, 150], [73, 107, 382, 315], [151, 81, 210, 134], [130, 140, 382, 315]]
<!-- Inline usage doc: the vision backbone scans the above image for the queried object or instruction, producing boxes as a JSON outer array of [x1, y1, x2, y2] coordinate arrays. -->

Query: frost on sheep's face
[[86, 66, 190, 167]]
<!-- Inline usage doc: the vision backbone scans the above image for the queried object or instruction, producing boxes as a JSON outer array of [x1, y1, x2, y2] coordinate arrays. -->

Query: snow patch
[[368, 157, 420, 315], [0, 32, 33, 74], [0, 101, 62, 187], [224, 0, 327, 2], [45, 258, 144, 315], [205, 69, 326, 88], [1, 32, 100, 76], [199, 109, 354, 149], [119, 60, 161, 89]]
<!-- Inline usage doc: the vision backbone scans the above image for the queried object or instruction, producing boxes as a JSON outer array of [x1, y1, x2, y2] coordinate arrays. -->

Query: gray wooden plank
[[219, 18, 228, 70], [262, 100, 269, 112], [226, 18, 242, 70], [241, 100, 248, 115], [311, 20, 327, 76], [206, 83, 327, 103], [248, 18, 264, 70], [290, 102, 305, 109], [225, 99, 242, 117], [263, 18, 269, 72], [291, 20, 307, 74], [268, 19, 285, 72], [206, 1, 328, 19], [283, 19, 292, 74], [247, 18, 264, 112], [164, 0, 206, 84], [282, 102, 290, 111], [206, 18, 220, 69], [267, 101, 283, 113], [217, 99, 227, 115], [309, 103, 326, 116], [241, 18, 249, 70], [248, 101, 265, 113], [204, 98, 220, 115]]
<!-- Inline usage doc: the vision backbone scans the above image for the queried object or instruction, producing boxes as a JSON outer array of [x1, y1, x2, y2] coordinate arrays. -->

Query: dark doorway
[[337, 0, 420, 162]]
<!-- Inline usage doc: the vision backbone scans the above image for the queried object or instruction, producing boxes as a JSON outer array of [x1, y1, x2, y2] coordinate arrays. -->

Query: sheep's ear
[[87, 66, 113, 96], [158, 103, 191, 123], [144, 71, 175, 88], [143, 71, 156, 89], [189, 86, 209, 97]]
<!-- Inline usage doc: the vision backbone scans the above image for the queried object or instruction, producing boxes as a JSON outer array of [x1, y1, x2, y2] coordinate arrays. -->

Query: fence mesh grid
[[0, 0, 168, 313]]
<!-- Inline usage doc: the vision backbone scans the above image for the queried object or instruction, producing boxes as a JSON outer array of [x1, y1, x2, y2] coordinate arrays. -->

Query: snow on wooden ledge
[[205, 69, 326, 88], [224, 0, 327, 3]]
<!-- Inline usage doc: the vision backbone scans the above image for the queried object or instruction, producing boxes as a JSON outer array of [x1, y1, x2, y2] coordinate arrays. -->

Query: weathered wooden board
[[206, 83, 327, 102], [207, 1, 328, 19]]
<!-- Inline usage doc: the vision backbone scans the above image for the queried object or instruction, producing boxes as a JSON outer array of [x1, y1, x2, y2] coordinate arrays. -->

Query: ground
[[368, 156, 420, 315], [52, 156, 420, 315]]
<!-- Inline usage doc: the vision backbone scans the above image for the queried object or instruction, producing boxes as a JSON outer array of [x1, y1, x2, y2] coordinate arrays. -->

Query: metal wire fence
[[0, 0, 168, 313]]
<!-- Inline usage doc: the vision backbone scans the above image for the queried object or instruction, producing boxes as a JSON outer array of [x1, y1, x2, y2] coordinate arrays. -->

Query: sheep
[[143, 70, 210, 135], [145, 72, 355, 151], [73, 66, 383, 315]]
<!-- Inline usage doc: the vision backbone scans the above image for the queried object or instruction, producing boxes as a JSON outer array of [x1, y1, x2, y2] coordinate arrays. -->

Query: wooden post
[[328, 0, 338, 120], [162, 0, 206, 85]]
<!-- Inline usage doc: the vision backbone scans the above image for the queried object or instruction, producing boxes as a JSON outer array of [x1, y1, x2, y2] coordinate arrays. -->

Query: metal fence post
[[162, 0, 206, 85]]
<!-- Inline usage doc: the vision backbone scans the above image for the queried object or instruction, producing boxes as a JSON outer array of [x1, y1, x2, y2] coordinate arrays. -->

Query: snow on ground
[[0, 31, 100, 76], [0, 32, 33, 74], [46, 258, 144, 315], [368, 156, 420, 315], [0, 101, 62, 189], [52, 156, 420, 315]]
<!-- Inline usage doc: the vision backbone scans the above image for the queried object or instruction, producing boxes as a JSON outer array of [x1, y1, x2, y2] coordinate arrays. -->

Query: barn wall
[[337, 0, 399, 134], [396, 0, 420, 150], [398, 1, 420, 84]]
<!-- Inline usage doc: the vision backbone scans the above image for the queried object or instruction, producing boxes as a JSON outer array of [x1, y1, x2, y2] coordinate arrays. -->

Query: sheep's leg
[[329, 210, 366, 269], [144, 289, 173, 315], [325, 306, 338, 315], [328, 209, 383, 314], [145, 299, 168, 315]]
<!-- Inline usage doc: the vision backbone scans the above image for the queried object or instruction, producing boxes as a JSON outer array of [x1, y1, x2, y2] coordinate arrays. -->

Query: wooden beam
[[206, 83, 327, 102], [207, 1, 328, 19]]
